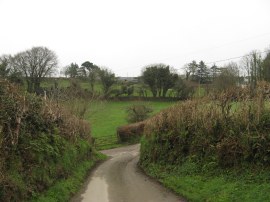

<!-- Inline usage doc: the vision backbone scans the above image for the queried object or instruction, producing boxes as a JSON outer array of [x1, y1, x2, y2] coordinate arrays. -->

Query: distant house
[[117, 77, 138, 83]]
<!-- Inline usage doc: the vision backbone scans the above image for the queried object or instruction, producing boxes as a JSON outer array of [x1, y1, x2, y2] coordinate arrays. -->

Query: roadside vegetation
[[32, 152, 106, 202], [0, 80, 103, 201], [142, 162, 270, 202], [140, 82, 270, 201]]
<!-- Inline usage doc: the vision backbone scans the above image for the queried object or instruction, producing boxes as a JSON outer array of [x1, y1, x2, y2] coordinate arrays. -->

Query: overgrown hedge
[[117, 122, 145, 143], [0, 80, 94, 201], [140, 82, 270, 168]]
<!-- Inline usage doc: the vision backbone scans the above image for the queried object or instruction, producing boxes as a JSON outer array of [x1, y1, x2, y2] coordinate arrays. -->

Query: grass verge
[[32, 152, 107, 202], [141, 162, 270, 202]]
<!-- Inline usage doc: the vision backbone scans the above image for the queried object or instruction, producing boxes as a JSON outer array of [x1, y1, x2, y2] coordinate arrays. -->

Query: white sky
[[1, 0, 270, 77]]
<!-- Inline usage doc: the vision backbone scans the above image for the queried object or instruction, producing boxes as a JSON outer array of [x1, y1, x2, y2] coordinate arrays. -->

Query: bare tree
[[213, 62, 239, 91], [11, 47, 58, 93], [241, 55, 251, 84], [241, 50, 262, 93]]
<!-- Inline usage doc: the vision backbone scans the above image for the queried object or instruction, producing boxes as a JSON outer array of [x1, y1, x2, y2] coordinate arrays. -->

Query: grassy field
[[41, 78, 176, 149], [85, 101, 175, 149]]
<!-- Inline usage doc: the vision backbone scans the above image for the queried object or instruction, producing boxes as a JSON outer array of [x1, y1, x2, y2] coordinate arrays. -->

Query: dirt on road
[[71, 144, 185, 202]]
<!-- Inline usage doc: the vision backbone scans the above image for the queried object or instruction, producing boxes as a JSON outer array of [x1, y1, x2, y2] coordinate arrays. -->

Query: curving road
[[71, 144, 185, 202]]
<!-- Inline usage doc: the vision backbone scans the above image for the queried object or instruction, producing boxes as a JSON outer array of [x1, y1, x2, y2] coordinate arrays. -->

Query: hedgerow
[[140, 82, 270, 168], [0, 80, 93, 201]]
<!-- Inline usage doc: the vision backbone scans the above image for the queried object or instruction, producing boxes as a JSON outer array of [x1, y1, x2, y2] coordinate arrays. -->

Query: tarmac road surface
[[71, 144, 185, 202]]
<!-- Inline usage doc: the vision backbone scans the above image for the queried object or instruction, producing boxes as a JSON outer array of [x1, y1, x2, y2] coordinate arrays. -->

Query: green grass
[[142, 162, 270, 202], [86, 101, 173, 137], [85, 101, 175, 149]]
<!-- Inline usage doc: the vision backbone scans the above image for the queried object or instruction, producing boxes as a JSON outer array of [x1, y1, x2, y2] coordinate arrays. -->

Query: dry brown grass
[[117, 122, 145, 142], [0, 80, 92, 150], [42, 99, 92, 143], [142, 82, 270, 167]]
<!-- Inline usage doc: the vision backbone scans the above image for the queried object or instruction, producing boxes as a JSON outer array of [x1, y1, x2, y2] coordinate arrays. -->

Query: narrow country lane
[[71, 144, 185, 202]]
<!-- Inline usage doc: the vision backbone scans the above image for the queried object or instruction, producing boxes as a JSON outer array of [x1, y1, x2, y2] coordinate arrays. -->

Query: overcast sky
[[1, 0, 270, 77]]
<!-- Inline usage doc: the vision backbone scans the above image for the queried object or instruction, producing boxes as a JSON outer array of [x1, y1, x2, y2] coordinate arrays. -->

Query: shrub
[[126, 104, 153, 123], [141, 82, 270, 168], [117, 122, 145, 143]]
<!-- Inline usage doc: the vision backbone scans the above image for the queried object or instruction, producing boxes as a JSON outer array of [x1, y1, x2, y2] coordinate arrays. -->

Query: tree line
[[183, 49, 270, 92], [63, 61, 116, 96], [1, 46, 270, 98], [0, 47, 57, 93], [0, 47, 116, 96]]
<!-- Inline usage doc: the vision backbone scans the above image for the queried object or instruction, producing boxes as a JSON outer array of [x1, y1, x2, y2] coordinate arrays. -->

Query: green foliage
[[185, 60, 198, 81], [0, 55, 23, 85], [31, 152, 106, 202], [0, 80, 94, 201], [195, 60, 210, 84], [118, 84, 134, 97], [64, 63, 80, 78], [81, 61, 100, 92], [40, 77, 189, 99], [173, 78, 194, 99], [98, 68, 116, 96], [126, 104, 153, 123], [142, 64, 178, 97]]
